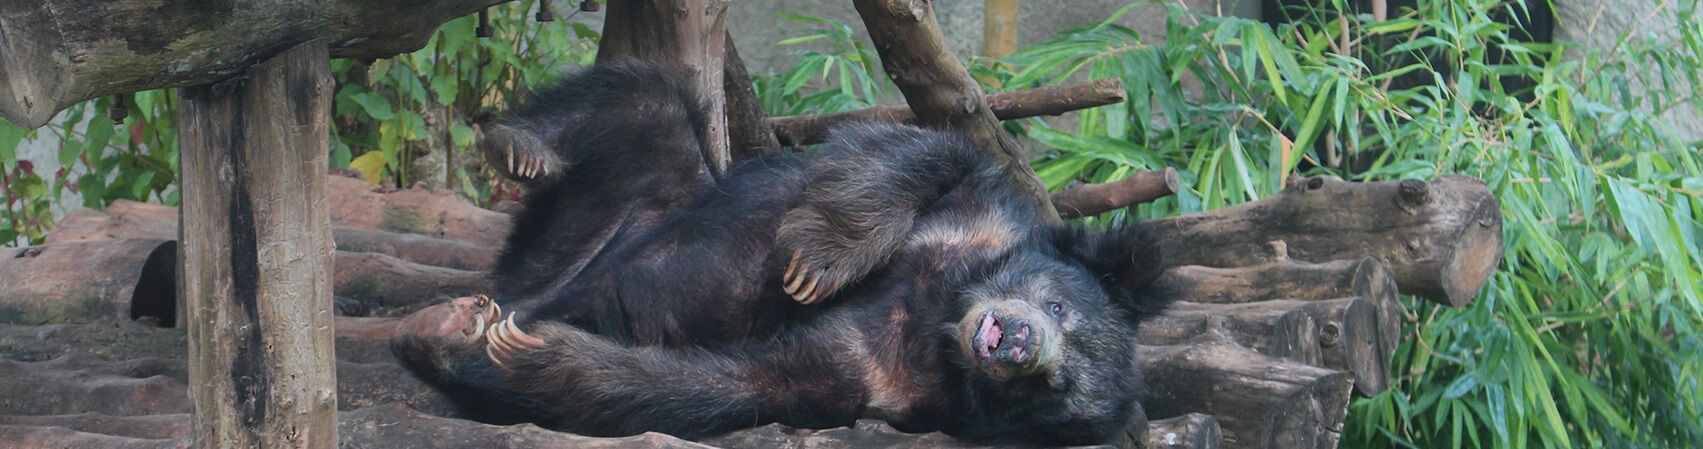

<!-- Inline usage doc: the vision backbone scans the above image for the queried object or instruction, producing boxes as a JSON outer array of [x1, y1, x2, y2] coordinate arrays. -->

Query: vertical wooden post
[[177, 40, 338, 449], [981, 0, 1020, 58]]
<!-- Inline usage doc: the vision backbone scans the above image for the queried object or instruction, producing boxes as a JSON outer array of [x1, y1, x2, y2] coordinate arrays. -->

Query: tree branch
[[768, 79, 1126, 147]]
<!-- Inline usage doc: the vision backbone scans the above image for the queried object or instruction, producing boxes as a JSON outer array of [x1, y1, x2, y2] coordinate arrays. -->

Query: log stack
[[0, 0, 1502, 447]]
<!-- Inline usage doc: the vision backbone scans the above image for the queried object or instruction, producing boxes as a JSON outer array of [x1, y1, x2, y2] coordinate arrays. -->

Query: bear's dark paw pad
[[782, 248, 845, 305], [484, 308, 546, 372]]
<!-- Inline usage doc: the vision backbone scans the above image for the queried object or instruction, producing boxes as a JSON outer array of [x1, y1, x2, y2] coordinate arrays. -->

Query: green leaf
[[351, 93, 396, 120]]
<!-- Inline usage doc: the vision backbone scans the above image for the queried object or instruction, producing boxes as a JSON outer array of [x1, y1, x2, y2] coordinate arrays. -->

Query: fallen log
[[1139, 324, 1354, 449], [1053, 168, 1182, 219], [1144, 175, 1502, 307], [0, 0, 508, 128], [0, 319, 400, 364], [1154, 252, 1403, 389], [50, 199, 502, 271], [767, 79, 1128, 147], [0, 355, 454, 417], [1143, 298, 1389, 396], [1145, 414, 1223, 449], [327, 175, 512, 247], [334, 251, 492, 316], [0, 404, 711, 449], [0, 240, 176, 326], [704, 419, 1053, 449]]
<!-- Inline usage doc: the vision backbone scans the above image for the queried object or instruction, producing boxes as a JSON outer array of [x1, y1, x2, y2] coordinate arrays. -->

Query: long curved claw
[[486, 344, 512, 372], [793, 275, 821, 304], [503, 314, 544, 348], [469, 312, 487, 343], [783, 249, 802, 286]]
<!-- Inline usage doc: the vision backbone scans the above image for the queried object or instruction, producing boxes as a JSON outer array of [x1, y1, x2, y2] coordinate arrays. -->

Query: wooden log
[[722, 33, 782, 162], [1139, 325, 1354, 449], [49, 199, 502, 271], [1154, 254, 1403, 391], [0, 240, 176, 326], [1144, 175, 1502, 307], [595, 0, 733, 177], [1143, 298, 1389, 396], [177, 41, 337, 449], [0, 404, 711, 449], [851, 0, 1059, 222], [0, 319, 401, 365], [0, 0, 507, 128], [766, 79, 1128, 147], [333, 252, 491, 316], [1145, 414, 1223, 449], [705, 419, 1023, 449], [0, 355, 454, 417], [1053, 168, 1182, 219], [326, 175, 511, 248]]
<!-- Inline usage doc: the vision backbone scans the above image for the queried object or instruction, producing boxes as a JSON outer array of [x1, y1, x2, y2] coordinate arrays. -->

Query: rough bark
[[1153, 254, 1403, 388], [1053, 168, 1182, 219], [1143, 298, 1389, 396], [851, 0, 1059, 222], [1139, 326, 1354, 449], [326, 175, 512, 248], [49, 199, 502, 271], [1145, 414, 1223, 449], [595, 0, 733, 177], [722, 32, 782, 162], [0, 0, 507, 128], [0, 240, 176, 326], [704, 419, 1056, 449], [176, 41, 338, 449], [768, 79, 1127, 147], [333, 252, 491, 316], [1144, 175, 1503, 306]]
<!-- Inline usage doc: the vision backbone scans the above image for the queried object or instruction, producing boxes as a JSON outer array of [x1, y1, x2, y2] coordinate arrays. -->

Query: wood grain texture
[[1139, 326, 1353, 449], [595, 0, 733, 178], [176, 40, 337, 449]]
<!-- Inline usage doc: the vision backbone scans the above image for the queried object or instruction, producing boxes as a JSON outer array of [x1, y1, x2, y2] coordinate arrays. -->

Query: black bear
[[391, 60, 1169, 446]]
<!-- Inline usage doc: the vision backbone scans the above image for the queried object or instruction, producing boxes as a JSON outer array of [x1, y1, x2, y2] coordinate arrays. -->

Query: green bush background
[[3, 1, 1699, 447]]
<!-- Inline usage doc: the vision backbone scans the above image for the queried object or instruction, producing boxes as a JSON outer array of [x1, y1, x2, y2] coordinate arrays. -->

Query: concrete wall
[[1555, 0, 1703, 143], [726, 0, 1262, 74]]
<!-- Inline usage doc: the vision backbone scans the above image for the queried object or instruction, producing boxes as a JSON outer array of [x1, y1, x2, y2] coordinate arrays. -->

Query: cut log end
[[1442, 182, 1504, 307]]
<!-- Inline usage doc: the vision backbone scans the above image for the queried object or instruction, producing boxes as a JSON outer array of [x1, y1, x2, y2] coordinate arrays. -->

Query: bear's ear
[[477, 121, 561, 182], [1054, 224, 1169, 319]]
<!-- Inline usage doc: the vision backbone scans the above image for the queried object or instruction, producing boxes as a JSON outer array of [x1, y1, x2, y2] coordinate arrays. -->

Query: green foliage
[[980, 1, 1703, 447], [0, 0, 600, 245], [752, 13, 886, 116]]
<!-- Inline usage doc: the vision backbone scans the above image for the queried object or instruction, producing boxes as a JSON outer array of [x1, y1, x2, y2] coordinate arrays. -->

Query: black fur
[[393, 60, 1170, 446]]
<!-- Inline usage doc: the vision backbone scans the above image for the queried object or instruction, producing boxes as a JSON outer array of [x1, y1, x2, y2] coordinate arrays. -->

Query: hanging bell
[[109, 95, 129, 125], [536, 2, 556, 22], [580, 0, 599, 12], [476, 8, 493, 38]]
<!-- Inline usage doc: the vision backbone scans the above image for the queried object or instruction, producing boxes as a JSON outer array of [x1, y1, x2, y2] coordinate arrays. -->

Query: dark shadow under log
[[1139, 325, 1354, 449], [1145, 414, 1223, 449], [0, 240, 176, 326], [1143, 298, 1389, 396], [1143, 175, 1503, 307]]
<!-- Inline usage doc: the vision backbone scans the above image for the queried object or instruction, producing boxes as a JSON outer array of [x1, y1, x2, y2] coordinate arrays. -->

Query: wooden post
[[177, 41, 337, 448]]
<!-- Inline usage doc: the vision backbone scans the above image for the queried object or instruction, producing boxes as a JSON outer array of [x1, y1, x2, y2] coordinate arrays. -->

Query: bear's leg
[[778, 123, 1000, 303]]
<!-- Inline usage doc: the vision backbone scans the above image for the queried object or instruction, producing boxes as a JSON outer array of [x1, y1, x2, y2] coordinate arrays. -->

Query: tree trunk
[[1139, 326, 1354, 449], [596, 0, 733, 178], [1144, 175, 1502, 306], [851, 0, 1059, 222], [767, 79, 1127, 147], [722, 33, 782, 162], [1143, 298, 1390, 396], [0, 240, 177, 326], [0, 0, 506, 128], [176, 41, 338, 449]]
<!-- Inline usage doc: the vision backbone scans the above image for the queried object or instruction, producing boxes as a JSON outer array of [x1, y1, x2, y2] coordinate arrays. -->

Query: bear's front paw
[[776, 205, 883, 305], [483, 307, 546, 372]]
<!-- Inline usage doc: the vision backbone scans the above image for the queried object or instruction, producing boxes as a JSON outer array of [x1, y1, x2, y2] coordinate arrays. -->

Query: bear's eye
[[1048, 301, 1064, 316]]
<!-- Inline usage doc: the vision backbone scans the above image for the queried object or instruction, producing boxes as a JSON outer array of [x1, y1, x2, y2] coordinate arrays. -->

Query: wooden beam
[[851, 0, 1059, 222], [1140, 325, 1353, 449], [177, 40, 337, 449], [0, 0, 508, 128], [767, 79, 1126, 147]]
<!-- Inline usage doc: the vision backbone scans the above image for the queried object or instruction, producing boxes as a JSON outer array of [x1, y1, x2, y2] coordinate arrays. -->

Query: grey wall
[[1555, 0, 1702, 143], [726, 0, 1263, 74]]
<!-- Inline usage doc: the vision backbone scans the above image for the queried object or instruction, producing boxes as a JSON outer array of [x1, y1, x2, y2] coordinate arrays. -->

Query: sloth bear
[[391, 60, 1169, 446]]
